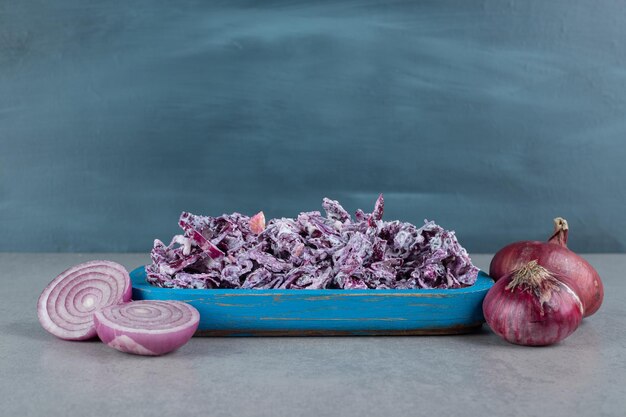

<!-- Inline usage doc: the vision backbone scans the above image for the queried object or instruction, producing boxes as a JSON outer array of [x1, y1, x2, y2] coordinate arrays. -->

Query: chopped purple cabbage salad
[[146, 195, 479, 290]]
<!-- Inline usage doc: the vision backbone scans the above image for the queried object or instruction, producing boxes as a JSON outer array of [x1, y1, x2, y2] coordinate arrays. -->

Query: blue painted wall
[[1, 0, 625, 253]]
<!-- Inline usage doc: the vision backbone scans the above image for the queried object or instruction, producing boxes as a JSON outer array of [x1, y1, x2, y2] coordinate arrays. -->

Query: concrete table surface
[[1, 253, 624, 417]]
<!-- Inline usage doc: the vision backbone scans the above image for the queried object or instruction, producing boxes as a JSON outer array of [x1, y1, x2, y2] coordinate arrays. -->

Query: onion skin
[[94, 300, 200, 356], [489, 218, 603, 317], [483, 261, 583, 346], [37, 260, 132, 340]]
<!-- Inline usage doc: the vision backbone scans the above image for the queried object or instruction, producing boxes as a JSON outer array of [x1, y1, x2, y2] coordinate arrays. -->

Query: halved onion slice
[[94, 300, 199, 356], [37, 260, 132, 340]]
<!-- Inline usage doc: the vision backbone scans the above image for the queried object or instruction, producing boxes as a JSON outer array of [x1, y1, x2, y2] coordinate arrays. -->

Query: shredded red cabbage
[[146, 195, 479, 290]]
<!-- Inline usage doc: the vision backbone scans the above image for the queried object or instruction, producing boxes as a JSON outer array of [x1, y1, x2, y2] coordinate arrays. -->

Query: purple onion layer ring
[[94, 300, 200, 356], [37, 260, 132, 340]]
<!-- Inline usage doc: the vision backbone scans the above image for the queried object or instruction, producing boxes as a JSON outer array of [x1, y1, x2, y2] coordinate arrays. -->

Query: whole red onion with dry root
[[489, 217, 603, 317], [483, 260, 583, 346]]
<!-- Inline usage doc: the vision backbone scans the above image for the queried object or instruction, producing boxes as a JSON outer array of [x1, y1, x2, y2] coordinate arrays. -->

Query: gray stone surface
[[1, 253, 624, 417]]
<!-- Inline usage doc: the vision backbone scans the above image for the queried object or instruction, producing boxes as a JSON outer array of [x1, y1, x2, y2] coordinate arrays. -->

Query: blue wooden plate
[[130, 266, 493, 336]]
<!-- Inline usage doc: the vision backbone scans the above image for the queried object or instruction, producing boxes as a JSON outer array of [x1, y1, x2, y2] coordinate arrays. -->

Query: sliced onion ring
[[37, 260, 132, 340], [94, 300, 200, 356]]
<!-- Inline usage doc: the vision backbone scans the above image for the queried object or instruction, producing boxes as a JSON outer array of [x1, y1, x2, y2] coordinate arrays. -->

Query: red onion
[[37, 260, 132, 340], [94, 300, 199, 356], [483, 260, 583, 346], [489, 217, 603, 317]]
